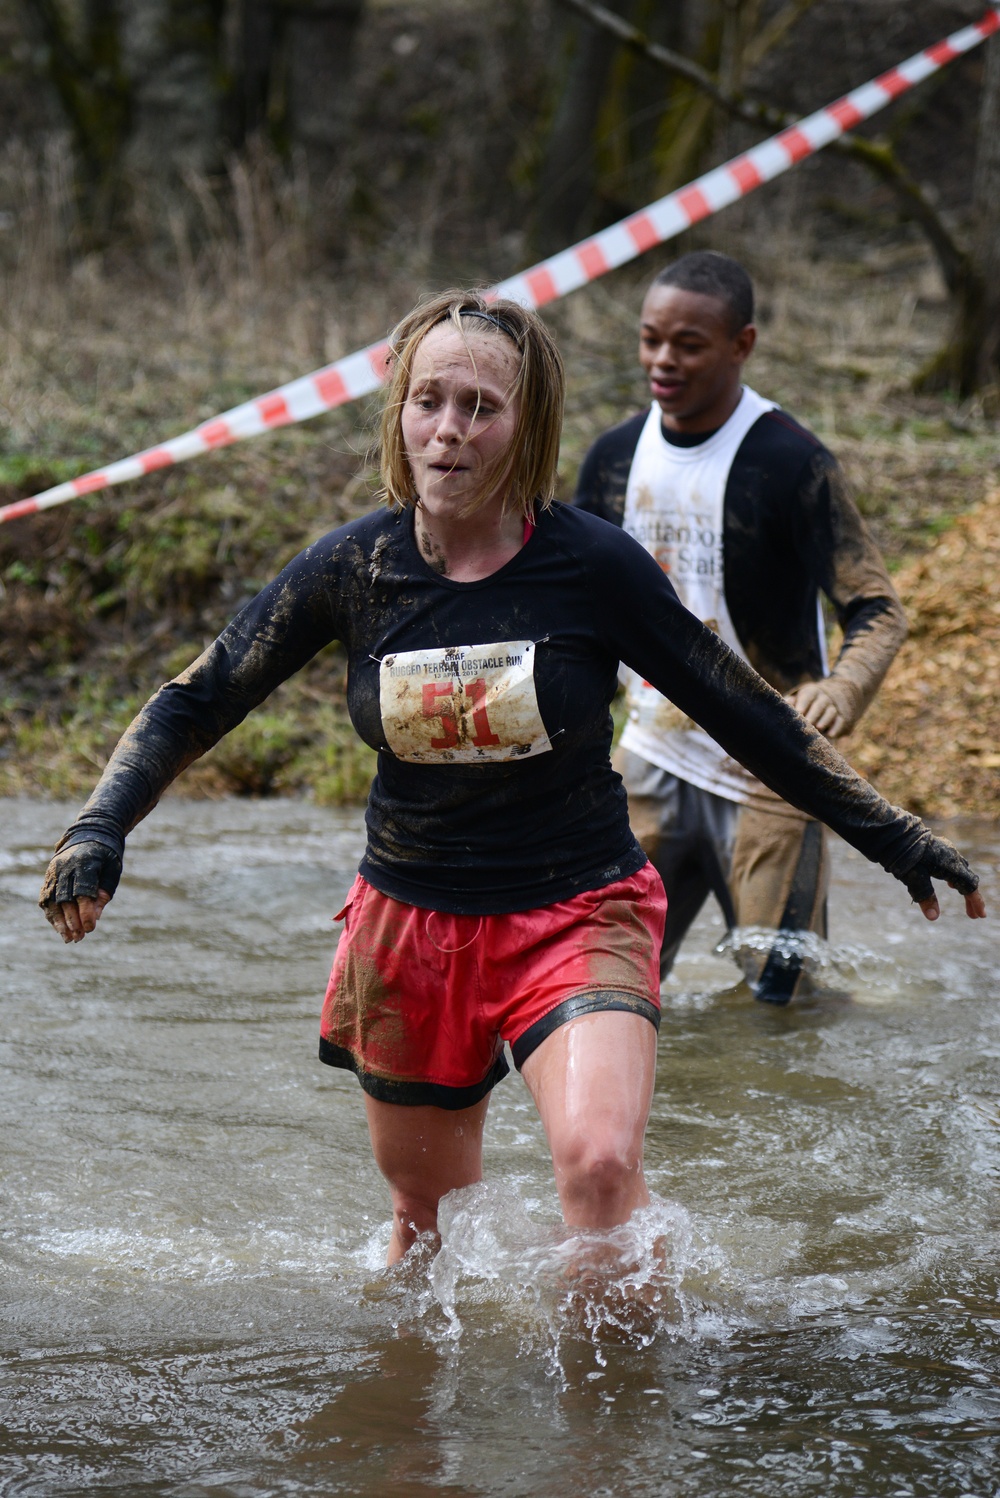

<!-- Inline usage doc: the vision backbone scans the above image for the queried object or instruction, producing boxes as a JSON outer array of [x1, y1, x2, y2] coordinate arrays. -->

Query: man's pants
[[615, 748, 829, 1005]]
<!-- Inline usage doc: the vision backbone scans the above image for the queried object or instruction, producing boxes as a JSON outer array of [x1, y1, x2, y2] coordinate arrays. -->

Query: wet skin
[[367, 325, 672, 1253], [365, 1010, 657, 1265], [403, 324, 524, 583], [46, 889, 111, 943]]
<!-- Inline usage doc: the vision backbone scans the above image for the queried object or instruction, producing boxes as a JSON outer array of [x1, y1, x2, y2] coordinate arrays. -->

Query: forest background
[[1, 0, 999, 819]]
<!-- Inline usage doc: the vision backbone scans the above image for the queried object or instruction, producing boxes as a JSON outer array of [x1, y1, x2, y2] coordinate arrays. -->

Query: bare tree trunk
[[221, 0, 366, 182], [970, 31, 1000, 390], [22, 0, 366, 244], [20, 0, 133, 231], [281, 0, 365, 188], [230, 0, 281, 145], [918, 33, 1000, 397], [654, 0, 808, 193], [619, 0, 686, 177], [122, 0, 225, 186], [534, 0, 631, 251], [591, 1, 686, 214], [652, 0, 726, 195]]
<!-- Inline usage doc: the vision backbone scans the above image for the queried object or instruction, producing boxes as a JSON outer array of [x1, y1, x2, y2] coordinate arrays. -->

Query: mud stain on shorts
[[323, 888, 413, 1079]]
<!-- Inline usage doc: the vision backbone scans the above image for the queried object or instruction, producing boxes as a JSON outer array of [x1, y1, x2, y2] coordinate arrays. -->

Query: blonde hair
[[377, 290, 565, 519]]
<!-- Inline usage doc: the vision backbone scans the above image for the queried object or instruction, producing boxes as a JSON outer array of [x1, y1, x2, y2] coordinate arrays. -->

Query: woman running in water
[[39, 291, 985, 1263]]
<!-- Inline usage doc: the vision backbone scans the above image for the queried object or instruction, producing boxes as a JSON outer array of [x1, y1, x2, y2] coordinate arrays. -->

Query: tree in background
[[235, 0, 365, 186], [535, 0, 816, 249], [926, 28, 1000, 394], [974, 35, 1000, 384], [647, 0, 815, 193], [7, 0, 1000, 393], [19, 0, 135, 230], [534, 0, 637, 248], [17, 0, 366, 237], [542, 0, 1000, 397]]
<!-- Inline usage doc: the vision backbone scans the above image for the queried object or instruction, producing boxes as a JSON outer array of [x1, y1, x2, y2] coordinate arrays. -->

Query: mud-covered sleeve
[[51, 541, 346, 862], [793, 451, 907, 716], [592, 526, 929, 878]]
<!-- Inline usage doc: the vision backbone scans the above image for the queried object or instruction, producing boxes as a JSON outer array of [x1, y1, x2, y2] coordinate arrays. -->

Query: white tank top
[[618, 386, 807, 810]]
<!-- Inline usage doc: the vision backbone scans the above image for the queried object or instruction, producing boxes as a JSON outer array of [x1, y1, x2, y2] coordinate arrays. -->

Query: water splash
[[721, 924, 901, 997], [419, 1182, 732, 1378]]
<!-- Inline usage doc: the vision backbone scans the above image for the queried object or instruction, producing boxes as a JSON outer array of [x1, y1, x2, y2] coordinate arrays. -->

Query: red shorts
[[318, 864, 666, 1109]]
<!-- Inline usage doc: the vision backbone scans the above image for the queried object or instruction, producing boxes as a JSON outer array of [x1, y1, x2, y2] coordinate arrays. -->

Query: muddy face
[[401, 325, 522, 527]]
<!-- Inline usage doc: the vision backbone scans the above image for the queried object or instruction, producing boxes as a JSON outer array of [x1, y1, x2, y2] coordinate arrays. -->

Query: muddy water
[[2, 797, 1000, 1497]]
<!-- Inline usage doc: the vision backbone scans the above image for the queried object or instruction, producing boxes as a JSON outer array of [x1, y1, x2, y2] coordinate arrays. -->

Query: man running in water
[[574, 251, 907, 1003]]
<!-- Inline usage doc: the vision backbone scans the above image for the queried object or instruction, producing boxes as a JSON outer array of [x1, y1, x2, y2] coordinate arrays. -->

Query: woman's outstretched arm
[[39, 535, 346, 942], [593, 523, 984, 921]]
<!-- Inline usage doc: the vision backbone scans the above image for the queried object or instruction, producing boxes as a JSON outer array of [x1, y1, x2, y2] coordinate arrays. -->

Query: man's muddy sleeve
[[796, 453, 907, 721], [52, 546, 341, 862], [597, 528, 928, 876]]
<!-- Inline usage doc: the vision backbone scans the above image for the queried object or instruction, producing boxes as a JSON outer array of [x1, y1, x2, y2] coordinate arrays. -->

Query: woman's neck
[[413, 501, 525, 583]]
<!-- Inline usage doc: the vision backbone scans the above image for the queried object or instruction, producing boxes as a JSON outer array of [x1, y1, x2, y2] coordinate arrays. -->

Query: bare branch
[[555, 0, 786, 130], [742, 0, 821, 74], [553, 0, 973, 300], [547, 4, 823, 134], [838, 137, 972, 297]]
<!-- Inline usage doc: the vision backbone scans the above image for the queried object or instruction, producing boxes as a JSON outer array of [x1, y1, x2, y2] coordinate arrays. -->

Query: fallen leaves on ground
[[845, 488, 1000, 819]]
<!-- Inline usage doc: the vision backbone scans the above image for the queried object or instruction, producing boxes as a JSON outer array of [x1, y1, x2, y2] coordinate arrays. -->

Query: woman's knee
[[554, 1133, 645, 1211], [390, 1188, 440, 1247]]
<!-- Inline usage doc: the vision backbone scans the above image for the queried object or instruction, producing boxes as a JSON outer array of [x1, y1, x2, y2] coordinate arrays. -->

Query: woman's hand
[[38, 841, 122, 943], [45, 890, 113, 943], [895, 834, 987, 921]]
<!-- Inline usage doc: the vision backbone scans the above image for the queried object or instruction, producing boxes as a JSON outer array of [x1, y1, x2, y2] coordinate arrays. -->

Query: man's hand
[[893, 834, 987, 922], [39, 841, 122, 944], [786, 677, 863, 739]]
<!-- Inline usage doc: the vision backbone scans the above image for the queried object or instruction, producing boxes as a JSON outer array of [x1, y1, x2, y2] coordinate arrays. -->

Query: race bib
[[379, 640, 552, 763]]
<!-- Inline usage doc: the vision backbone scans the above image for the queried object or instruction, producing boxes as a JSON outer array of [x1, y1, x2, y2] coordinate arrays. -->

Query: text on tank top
[[617, 385, 805, 811]]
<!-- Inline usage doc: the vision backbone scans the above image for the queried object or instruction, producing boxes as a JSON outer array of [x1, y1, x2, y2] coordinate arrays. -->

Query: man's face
[[638, 284, 755, 432]]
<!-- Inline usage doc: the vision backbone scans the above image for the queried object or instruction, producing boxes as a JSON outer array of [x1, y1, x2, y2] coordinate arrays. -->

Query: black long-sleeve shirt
[[573, 406, 907, 702], [56, 503, 928, 913]]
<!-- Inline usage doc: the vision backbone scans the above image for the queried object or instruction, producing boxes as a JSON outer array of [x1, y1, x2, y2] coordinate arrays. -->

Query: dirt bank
[[846, 490, 1000, 820]]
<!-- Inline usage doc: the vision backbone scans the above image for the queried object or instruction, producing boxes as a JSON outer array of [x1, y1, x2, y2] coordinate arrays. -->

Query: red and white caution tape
[[4, 5, 998, 526]]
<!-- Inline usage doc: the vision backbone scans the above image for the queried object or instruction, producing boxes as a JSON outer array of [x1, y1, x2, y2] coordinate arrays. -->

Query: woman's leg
[[519, 1010, 657, 1230], [363, 1095, 490, 1264]]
